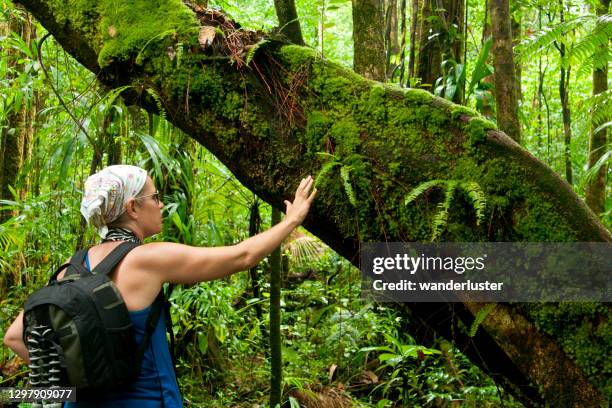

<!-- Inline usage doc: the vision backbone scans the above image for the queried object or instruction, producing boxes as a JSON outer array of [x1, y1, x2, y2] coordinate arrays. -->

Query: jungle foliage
[[0, 0, 610, 407]]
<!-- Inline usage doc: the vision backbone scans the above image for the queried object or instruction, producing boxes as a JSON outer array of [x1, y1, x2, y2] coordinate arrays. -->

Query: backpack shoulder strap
[[92, 241, 140, 275], [48, 248, 89, 282], [70, 248, 88, 266], [135, 291, 165, 366]]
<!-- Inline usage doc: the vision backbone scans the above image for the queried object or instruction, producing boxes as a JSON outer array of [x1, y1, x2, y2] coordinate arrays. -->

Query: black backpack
[[22, 242, 173, 396]]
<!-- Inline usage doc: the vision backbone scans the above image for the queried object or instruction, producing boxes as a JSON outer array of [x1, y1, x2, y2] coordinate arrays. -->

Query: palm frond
[[580, 144, 611, 187], [284, 233, 326, 268], [0, 215, 25, 251]]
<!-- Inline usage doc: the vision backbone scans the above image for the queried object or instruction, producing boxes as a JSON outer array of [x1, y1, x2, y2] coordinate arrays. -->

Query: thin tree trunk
[[273, 0, 305, 46], [21, 3, 611, 405], [19, 19, 36, 200], [511, 9, 521, 101], [559, 56, 572, 185], [480, 0, 494, 119], [585, 0, 609, 216], [407, 0, 419, 81], [489, 0, 521, 143], [248, 197, 263, 321], [398, 0, 408, 86], [554, 0, 573, 185], [352, 0, 387, 81], [536, 58, 543, 152], [385, 0, 399, 78], [105, 107, 123, 166], [269, 208, 282, 407], [387, 0, 400, 55], [318, 4, 324, 57]]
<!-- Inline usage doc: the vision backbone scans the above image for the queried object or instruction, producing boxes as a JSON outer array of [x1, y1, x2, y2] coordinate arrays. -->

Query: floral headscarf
[[80, 165, 148, 238]]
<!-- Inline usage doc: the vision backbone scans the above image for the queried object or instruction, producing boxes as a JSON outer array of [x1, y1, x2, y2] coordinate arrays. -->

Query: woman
[[3, 165, 317, 407]]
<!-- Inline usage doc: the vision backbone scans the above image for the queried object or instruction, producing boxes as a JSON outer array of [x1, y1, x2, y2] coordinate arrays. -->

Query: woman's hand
[[284, 175, 317, 226]]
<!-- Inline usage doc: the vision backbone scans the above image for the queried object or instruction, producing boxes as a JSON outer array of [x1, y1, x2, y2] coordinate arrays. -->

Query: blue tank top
[[64, 305, 183, 407]]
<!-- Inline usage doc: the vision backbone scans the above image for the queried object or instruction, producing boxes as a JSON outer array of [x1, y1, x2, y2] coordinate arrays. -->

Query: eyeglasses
[[135, 191, 160, 204]]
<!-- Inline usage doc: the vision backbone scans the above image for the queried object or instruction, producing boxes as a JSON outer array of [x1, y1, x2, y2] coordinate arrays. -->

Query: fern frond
[[314, 160, 341, 187], [516, 15, 594, 61], [469, 303, 497, 338], [315, 152, 338, 160], [431, 181, 457, 241], [340, 165, 357, 207], [404, 180, 446, 205], [574, 48, 612, 78], [570, 15, 612, 69], [576, 89, 612, 125], [461, 181, 487, 225], [146, 88, 166, 120]]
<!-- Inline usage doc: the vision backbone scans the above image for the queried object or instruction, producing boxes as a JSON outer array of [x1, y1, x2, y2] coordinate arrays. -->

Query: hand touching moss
[[284, 175, 317, 225]]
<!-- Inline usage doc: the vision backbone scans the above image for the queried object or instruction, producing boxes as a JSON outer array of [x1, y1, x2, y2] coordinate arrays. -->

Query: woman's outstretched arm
[[135, 176, 318, 285]]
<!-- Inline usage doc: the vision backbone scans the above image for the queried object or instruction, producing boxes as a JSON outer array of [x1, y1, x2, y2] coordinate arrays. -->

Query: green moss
[[277, 44, 320, 68], [512, 199, 577, 241], [48, 0, 197, 67], [402, 88, 435, 105], [450, 105, 480, 121], [330, 118, 360, 156], [99, 0, 196, 67], [303, 111, 332, 155], [47, 0, 102, 51], [222, 91, 243, 121], [464, 117, 496, 147]]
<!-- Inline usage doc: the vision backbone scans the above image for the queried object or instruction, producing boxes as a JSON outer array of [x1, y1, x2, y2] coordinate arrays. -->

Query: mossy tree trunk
[[352, 0, 387, 81], [19, 2, 611, 406]]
